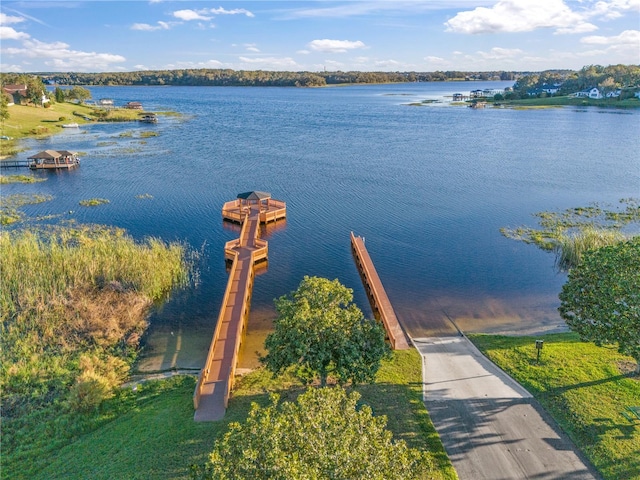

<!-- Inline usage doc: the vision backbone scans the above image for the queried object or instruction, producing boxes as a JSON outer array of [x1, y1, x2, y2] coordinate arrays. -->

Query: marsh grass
[[140, 131, 158, 138], [0, 193, 52, 225], [501, 198, 640, 269], [79, 198, 110, 207], [0, 225, 191, 428], [0, 175, 46, 184], [469, 333, 640, 480], [555, 227, 626, 271]]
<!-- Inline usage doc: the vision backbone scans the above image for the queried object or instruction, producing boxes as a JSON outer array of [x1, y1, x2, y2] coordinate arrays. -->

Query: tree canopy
[[559, 237, 640, 373], [194, 387, 430, 480], [261, 276, 389, 386]]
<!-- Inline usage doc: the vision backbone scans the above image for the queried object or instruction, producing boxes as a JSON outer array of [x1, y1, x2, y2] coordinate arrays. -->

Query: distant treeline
[[8, 69, 521, 87], [3, 65, 637, 91]]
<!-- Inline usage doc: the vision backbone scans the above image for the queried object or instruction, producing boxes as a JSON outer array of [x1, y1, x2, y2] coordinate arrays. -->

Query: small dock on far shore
[[351, 232, 410, 350]]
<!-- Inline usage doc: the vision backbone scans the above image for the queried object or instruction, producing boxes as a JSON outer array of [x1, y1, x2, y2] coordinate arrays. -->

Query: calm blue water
[[5, 82, 640, 368]]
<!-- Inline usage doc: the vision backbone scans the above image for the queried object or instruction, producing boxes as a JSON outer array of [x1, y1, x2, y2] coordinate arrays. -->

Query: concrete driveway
[[415, 336, 600, 480]]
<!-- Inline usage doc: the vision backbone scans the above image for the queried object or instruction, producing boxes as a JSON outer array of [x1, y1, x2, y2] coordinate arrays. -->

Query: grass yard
[[469, 332, 640, 480], [3, 349, 457, 480], [0, 102, 166, 157], [497, 95, 640, 108]]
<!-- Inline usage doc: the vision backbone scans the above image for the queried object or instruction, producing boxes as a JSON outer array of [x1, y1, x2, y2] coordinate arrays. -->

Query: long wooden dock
[[351, 232, 410, 350], [193, 193, 285, 422]]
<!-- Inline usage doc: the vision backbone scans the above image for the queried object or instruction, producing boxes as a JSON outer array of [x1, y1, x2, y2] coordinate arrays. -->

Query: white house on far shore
[[573, 87, 603, 99]]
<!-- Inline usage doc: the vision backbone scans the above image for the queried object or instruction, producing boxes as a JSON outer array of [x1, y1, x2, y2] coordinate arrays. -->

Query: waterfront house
[[125, 101, 143, 110], [574, 87, 602, 99], [2, 84, 27, 105]]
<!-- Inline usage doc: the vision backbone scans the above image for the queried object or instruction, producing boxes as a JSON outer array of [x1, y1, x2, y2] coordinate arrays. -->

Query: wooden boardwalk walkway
[[351, 232, 410, 350], [194, 194, 285, 422]]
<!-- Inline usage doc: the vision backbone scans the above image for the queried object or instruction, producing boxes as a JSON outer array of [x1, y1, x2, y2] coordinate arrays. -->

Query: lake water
[[5, 82, 639, 371]]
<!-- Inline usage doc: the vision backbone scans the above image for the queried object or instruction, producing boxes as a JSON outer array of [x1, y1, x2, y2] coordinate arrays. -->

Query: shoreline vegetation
[[0, 102, 171, 158], [0, 224, 193, 476], [501, 199, 640, 271]]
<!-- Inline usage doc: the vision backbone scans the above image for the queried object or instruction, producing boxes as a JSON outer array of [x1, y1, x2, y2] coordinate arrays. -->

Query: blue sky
[[1, 1, 638, 73]]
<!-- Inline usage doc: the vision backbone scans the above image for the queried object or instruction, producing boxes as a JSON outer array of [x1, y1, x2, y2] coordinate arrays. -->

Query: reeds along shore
[[555, 227, 626, 271], [1, 225, 191, 414]]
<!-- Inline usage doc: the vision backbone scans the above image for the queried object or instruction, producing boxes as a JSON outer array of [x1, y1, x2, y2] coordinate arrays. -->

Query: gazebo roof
[[28, 150, 62, 160], [237, 191, 271, 201]]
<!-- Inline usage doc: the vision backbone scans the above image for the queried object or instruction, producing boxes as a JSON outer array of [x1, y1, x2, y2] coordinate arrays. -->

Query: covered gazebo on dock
[[28, 150, 79, 170], [237, 191, 272, 206], [222, 191, 286, 224]]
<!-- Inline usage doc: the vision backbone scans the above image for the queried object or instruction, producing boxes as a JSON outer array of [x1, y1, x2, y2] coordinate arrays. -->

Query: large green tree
[[67, 86, 92, 104], [261, 276, 389, 386], [194, 387, 429, 480], [559, 237, 640, 373], [0, 93, 9, 121], [25, 76, 45, 106]]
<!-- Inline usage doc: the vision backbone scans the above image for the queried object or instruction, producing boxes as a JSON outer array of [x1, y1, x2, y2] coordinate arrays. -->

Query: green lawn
[[2, 349, 457, 480], [469, 332, 640, 480], [496, 95, 640, 108]]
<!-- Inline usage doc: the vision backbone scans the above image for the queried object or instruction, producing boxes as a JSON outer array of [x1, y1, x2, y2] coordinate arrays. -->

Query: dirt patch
[[617, 360, 639, 379]]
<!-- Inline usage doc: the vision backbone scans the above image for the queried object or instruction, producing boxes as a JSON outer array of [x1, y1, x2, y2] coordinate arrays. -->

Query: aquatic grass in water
[[501, 198, 640, 270], [0, 175, 46, 184], [555, 227, 626, 271], [79, 198, 110, 207], [0, 193, 53, 225]]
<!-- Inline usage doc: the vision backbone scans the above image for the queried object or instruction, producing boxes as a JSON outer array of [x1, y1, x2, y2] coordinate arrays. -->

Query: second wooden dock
[[351, 232, 410, 350]]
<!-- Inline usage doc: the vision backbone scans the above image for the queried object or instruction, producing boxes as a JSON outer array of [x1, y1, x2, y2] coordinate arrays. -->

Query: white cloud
[[176, 7, 255, 21], [373, 59, 405, 69], [0, 13, 25, 25], [209, 7, 255, 18], [0, 26, 30, 40], [131, 21, 171, 31], [581, 29, 640, 45], [245, 43, 260, 52], [425, 55, 445, 62], [308, 39, 366, 53], [555, 23, 600, 35], [3, 38, 125, 71], [322, 60, 346, 70], [297, 49, 311, 55], [445, 0, 596, 35], [286, 2, 495, 19], [173, 10, 211, 21], [1, 63, 25, 72], [238, 56, 299, 69], [165, 60, 225, 69], [476, 47, 524, 59]]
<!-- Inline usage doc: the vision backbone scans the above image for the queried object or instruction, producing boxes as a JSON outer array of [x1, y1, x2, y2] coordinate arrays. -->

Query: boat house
[[28, 150, 80, 170]]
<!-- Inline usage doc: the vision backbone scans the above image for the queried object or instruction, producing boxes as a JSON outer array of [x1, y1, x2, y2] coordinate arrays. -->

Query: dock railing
[[224, 251, 256, 406], [194, 252, 240, 409]]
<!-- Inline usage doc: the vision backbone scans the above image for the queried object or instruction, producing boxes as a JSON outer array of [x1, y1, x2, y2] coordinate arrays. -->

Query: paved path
[[415, 336, 600, 480]]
